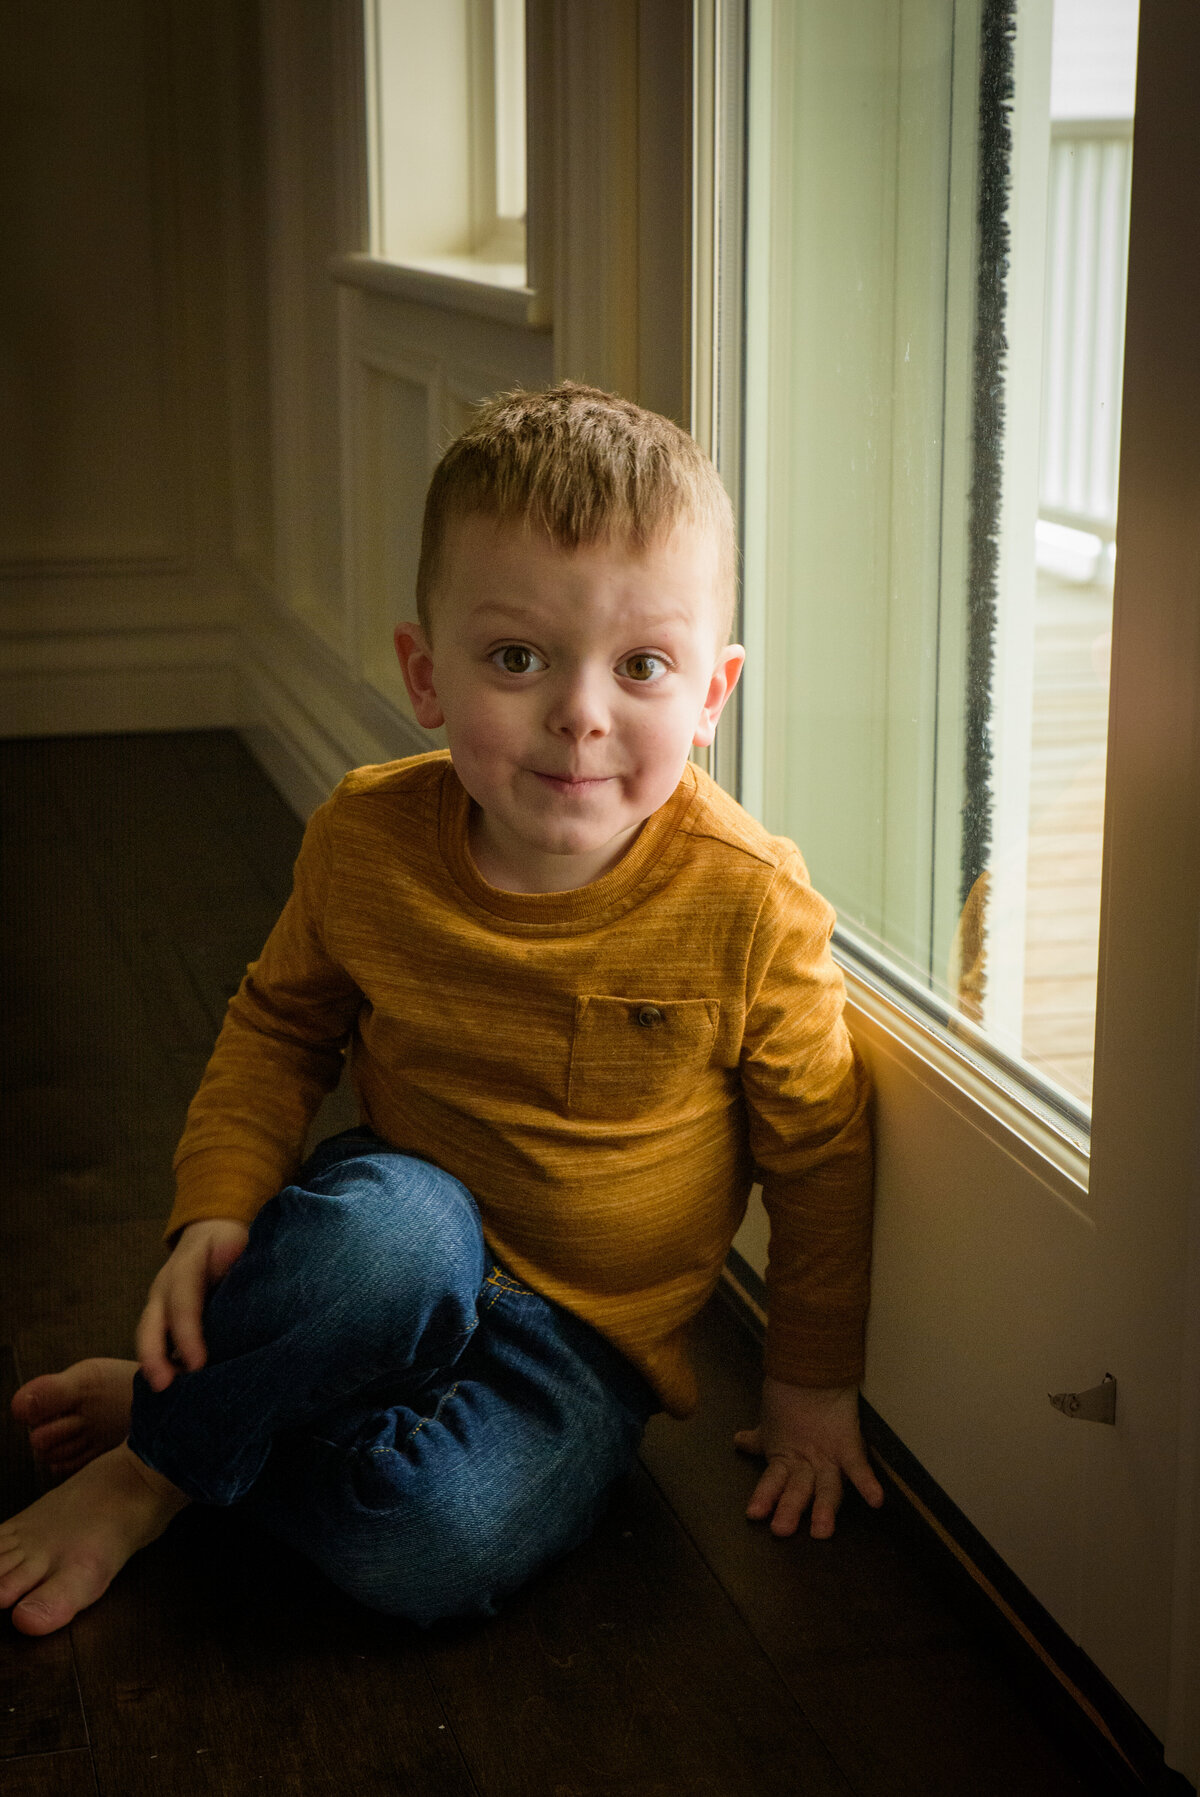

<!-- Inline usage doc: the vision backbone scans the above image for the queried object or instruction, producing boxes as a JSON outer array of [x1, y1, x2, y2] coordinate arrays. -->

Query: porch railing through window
[[1039, 119, 1133, 550]]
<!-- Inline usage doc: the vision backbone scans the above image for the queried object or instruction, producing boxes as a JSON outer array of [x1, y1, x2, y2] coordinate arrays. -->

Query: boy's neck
[[466, 804, 647, 894]]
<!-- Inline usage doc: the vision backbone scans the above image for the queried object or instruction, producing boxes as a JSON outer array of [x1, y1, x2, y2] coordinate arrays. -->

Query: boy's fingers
[[135, 1227, 236, 1391], [733, 1425, 762, 1455], [747, 1454, 856, 1539], [745, 1455, 789, 1520], [163, 1289, 208, 1374], [768, 1459, 816, 1537], [808, 1463, 843, 1539], [748, 1455, 822, 1537], [138, 1356, 176, 1393], [135, 1301, 176, 1392], [849, 1456, 886, 1509]]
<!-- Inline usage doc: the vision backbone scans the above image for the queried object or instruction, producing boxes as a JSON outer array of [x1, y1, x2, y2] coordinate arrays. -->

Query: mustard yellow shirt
[[169, 752, 872, 1415]]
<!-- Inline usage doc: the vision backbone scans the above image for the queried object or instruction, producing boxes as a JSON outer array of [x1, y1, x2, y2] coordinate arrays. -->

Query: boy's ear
[[692, 644, 746, 748], [394, 624, 445, 730]]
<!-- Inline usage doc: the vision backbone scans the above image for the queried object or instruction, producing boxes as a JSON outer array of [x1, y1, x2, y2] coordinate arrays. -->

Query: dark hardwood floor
[[0, 732, 1135, 1796]]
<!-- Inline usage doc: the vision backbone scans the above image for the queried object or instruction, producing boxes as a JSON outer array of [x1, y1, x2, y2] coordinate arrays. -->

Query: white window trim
[[357, 0, 547, 328], [328, 250, 543, 331]]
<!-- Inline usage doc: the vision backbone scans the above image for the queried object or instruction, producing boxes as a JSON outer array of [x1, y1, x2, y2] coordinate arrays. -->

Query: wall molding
[[0, 624, 242, 738], [0, 551, 190, 580], [330, 251, 543, 330], [239, 598, 435, 818], [0, 597, 433, 823]]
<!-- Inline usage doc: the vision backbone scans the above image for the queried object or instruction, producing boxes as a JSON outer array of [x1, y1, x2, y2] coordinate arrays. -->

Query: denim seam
[[391, 1380, 462, 1448], [481, 1272, 538, 1301], [483, 1266, 530, 1305]]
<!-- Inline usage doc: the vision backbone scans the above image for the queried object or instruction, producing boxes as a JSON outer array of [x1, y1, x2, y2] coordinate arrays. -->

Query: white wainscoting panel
[[339, 303, 442, 719]]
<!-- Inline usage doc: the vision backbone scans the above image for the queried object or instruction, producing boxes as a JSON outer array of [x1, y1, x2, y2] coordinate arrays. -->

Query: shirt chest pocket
[[567, 995, 721, 1120]]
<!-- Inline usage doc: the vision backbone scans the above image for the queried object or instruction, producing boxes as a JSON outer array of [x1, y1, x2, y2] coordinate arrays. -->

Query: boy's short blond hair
[[416, 382, 737, 642]]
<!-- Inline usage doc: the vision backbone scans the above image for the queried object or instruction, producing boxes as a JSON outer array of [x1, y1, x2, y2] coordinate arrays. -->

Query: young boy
[[2, 383, 882, 1637]]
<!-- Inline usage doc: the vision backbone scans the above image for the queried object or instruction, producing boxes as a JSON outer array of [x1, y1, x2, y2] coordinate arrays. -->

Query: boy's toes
[[0, 1543, 27, 1582], [10, 1377, 54, 1427], [0, 1548, 46, 1613], [11, 1370, 81, 1431], [11, 1564, 105, 1637], [28, 1417, 85, 1462], [41, 1453, 94, 1483], [13, 1362, 136, 1471], [0, 1537, 113, 1636]]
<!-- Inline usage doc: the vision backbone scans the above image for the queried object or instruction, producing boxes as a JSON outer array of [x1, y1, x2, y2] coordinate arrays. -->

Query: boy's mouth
[[531, 771, 610, 794]]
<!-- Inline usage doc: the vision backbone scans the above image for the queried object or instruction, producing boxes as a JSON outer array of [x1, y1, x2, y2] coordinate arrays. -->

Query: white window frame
[[331, 0, 543, 330]]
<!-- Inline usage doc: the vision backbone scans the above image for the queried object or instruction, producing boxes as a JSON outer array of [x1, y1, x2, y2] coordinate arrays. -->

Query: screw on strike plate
[[1048, 1373, 1117, 1425]]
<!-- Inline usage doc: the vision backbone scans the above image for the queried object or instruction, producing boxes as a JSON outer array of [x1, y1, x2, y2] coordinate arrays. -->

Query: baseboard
[[237, 720, 330, 823], [1, 601, 434, 811], [717, 1252, 1195, 1797], [234, 608, 435, 819]]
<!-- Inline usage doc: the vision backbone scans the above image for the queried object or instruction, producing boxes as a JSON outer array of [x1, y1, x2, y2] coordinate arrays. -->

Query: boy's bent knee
[[316, 1443, 617, 1626], [262, 1140, 486, 1296], [198, 1141, 488, 1373], [318, 1502, 549, 1626]]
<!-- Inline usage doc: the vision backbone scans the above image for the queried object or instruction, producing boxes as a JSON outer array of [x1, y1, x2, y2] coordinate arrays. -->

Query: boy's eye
[[619, 653, 667, 683], [492, 644, 545, 675]]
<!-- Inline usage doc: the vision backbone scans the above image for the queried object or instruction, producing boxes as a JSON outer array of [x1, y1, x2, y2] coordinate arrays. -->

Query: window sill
[[329, 253, 548, 330]]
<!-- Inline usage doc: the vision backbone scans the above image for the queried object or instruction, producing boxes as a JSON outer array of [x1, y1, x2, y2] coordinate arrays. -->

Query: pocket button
[[636, 1004, 664, 1028]]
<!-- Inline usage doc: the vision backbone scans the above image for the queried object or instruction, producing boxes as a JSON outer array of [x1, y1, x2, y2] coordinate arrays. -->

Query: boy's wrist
[[176, 1216, 251, 1240], [167, 1146, 279, 1243]]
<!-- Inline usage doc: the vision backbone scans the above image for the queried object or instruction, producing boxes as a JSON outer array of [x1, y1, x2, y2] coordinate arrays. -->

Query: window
[[364, 0, 527, 285], [732, 0, 1137, 1138]]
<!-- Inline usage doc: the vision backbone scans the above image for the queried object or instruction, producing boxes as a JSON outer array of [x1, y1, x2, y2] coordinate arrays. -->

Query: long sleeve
[[167, 792, 364, 1237], [738, 853, 874, 1388], [158, 752, 871, 1414]]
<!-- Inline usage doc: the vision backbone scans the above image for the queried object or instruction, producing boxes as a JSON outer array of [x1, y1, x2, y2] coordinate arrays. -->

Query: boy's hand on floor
[[734, 1377, 885, 1540], [136, 1219, 251, 1393]]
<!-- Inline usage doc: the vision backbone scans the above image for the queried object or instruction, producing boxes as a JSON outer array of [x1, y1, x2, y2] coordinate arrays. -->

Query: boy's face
[[395, 514, 744, 893]]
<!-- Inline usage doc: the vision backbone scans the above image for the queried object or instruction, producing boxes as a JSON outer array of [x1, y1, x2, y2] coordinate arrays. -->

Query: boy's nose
[[544, 671, 610, 740]]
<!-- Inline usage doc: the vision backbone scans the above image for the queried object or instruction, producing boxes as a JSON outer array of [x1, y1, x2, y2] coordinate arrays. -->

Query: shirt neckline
[[438, 760, 700, 926]]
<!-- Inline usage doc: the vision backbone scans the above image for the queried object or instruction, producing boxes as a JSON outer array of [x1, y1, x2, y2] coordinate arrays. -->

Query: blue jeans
[[127, 1130, 658, 1625]]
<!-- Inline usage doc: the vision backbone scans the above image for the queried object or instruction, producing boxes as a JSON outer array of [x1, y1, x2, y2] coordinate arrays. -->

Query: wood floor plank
[[12, 1217, 166, 1373], [640, 1300, 1119, 1797], [0, 1752, 96, 1797], [0, 765, 183, 1223], [45, 737, 284, 1050], [424, 1466, 852, 1797], [0, 765, 153, 1094], [73, 1512, 476, 1797], [168, 733, 305, 912]]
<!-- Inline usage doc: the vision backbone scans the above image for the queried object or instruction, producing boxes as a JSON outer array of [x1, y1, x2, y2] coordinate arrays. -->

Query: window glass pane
[[493, 0, 527, 224], [738, 0, 1137, 1130], [366, 0, 526, 276]]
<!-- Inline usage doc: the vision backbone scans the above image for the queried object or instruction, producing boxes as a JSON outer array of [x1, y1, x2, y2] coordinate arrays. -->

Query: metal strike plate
[[1049, 1373, 1117, 1424]]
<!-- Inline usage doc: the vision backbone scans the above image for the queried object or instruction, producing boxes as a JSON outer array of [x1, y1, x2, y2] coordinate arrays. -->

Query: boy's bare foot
[[12, 1358, 138, 1476], [0, 1443, 188, 1635]]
